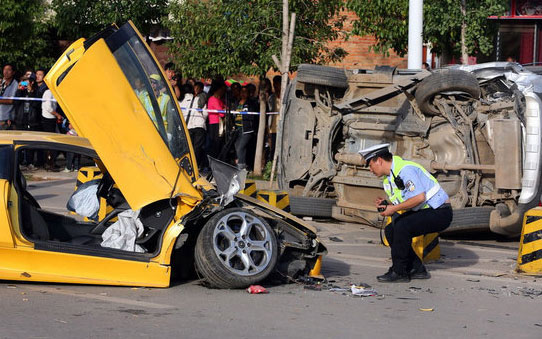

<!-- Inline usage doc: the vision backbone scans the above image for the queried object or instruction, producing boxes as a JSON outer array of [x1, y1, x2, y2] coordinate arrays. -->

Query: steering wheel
[[89, 208, 124, 235]]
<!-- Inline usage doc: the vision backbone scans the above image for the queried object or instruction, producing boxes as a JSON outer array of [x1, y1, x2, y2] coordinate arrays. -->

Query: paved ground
[[1, 174, 542, 338]]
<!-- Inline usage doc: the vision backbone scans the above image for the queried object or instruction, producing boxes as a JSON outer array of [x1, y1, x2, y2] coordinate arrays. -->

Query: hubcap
[[212, 211, 273, 276]]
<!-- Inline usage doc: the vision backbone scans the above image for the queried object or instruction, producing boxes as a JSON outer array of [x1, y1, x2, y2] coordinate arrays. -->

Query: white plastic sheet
[[101, 209, 146, 253]]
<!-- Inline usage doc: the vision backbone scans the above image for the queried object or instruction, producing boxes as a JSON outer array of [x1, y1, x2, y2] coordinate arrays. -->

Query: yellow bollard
[[382, 215, 440, 263], [256, 190, 290, 212], [239, 179, 257, 197], [517, 207, 542, 274]]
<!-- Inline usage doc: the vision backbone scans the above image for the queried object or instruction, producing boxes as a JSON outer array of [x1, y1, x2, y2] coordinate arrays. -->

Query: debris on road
[[419, 308, 434, 312], [351, 284, 377, 297], [328, 236, 343, 242], [246, 285, 268, 294]]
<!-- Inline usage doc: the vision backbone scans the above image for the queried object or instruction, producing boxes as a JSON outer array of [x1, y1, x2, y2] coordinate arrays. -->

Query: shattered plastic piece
[[328, 236, 343, 242], [419, 308, 434, 312], [246, 285, 268, 294], [351, 284, 377, 297]]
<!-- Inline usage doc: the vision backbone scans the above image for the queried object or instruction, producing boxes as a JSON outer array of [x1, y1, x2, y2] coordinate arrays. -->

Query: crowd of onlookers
[[0, 62, 283, 174], [0, 63, 79, 172], [161, 62, 282, 174]]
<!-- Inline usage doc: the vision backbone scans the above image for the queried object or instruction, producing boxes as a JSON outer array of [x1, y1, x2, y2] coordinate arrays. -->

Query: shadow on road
[[321, 257, 351, 278]]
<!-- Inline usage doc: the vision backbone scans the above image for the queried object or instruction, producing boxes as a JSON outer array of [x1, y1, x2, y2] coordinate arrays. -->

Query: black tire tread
[[441, 206, 493, 234], [296, 64, 348, 89], [415, 69, 480, 115], [289, 196, 336, 218]]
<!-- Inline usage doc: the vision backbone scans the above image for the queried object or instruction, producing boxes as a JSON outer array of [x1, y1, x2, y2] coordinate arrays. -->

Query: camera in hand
[[377, 200, 389, 212]]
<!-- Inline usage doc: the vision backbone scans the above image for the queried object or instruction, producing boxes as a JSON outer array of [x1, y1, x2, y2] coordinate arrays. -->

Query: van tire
[[297, 64, 348, 89], [289, 196, 336, 218], [415, 69, 480, 115]]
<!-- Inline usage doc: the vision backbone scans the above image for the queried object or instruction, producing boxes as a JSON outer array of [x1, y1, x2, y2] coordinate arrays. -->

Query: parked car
[[278, 62, 542, 237], [0, 22, 325, 288]]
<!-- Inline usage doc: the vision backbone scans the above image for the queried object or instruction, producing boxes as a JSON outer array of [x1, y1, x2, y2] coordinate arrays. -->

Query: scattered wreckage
[[0, 22, 325, 288], [278, 62, 542, 237]]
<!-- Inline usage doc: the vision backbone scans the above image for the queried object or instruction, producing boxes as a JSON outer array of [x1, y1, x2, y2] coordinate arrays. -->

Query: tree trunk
[[460, 0, 468, 65], [253, 78, 267, 176]]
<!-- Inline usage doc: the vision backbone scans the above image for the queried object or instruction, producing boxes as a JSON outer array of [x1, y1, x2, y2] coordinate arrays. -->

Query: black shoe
[[377, 269, 410, 283], [409, 266, 431, 279]]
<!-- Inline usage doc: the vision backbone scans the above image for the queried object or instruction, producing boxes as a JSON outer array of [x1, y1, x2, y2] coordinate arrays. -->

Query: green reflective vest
[[382, 156, 440, 210]]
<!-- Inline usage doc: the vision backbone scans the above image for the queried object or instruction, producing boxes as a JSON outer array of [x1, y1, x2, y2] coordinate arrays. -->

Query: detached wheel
[[297, 64, 348, 89], [415, 69, 480, 115], [195, 208, 278, 289]]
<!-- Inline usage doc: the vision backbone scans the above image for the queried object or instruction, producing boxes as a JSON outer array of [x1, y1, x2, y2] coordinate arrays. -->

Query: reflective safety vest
[[138, 91, 170, 130], [382, 155, 441, 210]]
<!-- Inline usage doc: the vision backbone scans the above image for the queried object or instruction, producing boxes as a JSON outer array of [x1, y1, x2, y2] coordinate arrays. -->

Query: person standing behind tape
[[360, 143, 452, 282], [206, 80, 226, 159], [0, 64, 18, 130], [233, 86, 258, 170], [180, 83, 208, 173]]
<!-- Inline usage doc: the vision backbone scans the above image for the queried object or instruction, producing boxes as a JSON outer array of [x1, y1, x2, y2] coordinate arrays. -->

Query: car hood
[[44, 22, 202, 210]]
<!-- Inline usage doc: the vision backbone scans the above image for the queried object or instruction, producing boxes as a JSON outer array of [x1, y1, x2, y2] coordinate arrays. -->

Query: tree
[[0, 0, 56, 70], [346, 0, 508, 62], [166, 0, 347, 174], [51, 0, 168, 40], [165, 0, 347, 78]]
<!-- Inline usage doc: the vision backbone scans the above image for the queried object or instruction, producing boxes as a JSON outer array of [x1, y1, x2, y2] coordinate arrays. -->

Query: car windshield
[[110, 30, 189, 159]]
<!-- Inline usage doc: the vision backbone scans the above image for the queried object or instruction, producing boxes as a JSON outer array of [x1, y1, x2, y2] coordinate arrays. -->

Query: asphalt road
[[1, 174, 542, 338]]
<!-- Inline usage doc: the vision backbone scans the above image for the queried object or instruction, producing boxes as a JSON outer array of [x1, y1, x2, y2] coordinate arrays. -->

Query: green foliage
[[346, 0, 508, 58], [165, 0, 347, 78], [263, 161, 273, 181], [0, 0, 56, 70], [51, 0, 168, 39]]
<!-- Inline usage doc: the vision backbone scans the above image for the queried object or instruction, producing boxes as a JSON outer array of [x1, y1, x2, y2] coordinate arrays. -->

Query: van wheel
[[297, 64, 349, 88], [194, 208, 278, 289], [415, 69, 480, 115]]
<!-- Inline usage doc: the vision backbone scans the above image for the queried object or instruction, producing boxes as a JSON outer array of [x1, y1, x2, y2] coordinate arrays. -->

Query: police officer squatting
[[359, 144, 453, 283]]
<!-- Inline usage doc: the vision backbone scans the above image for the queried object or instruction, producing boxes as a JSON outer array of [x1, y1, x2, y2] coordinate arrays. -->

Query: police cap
[[359, 143, 390, 166]]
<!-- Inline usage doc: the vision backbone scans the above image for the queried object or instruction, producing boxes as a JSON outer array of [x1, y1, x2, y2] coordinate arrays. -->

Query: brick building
[[327, 11, 408, 70]]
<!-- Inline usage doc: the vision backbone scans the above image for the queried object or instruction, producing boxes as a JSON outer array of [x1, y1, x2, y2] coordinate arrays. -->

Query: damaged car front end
[[0, 21, 324, 289]]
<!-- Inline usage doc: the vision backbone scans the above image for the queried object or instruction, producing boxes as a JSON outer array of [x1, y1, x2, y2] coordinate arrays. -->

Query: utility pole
[[408, 0, 423, 69]]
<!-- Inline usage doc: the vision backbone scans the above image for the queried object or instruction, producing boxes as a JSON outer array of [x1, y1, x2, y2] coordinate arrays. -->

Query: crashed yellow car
[[0, 22, 325, 288]]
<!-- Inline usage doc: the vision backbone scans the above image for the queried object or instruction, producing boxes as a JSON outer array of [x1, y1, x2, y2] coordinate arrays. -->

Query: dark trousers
[[42, 117, 58, 167], [385, 205, 452, 274], [234, 130, 254, 169], [189, 127, 207, 169], [207, 123, 223, 159]]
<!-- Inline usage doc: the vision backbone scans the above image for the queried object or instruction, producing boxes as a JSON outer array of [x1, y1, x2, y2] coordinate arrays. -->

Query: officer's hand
[[374, 197, 386, 207], [379, 204, 395, 217]]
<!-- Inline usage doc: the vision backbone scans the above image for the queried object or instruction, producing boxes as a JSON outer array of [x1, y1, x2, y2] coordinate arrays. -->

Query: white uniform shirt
[[41, 89, 57, 119]]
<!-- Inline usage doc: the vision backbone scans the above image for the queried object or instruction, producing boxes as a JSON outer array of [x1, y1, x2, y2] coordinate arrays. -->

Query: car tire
[[440, 206, 493, 235], [194, 208, 278, 289], [297, 64, 348, 89], [289, 196, 336, 218], [415, 69, 481, 115]]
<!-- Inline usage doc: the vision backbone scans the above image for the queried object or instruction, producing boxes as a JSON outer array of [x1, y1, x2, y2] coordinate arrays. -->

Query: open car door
[[45, 22, 201, 210]]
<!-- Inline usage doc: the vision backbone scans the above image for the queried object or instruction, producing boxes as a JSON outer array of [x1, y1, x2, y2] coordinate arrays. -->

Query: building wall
[[327, 11, 408, 70]]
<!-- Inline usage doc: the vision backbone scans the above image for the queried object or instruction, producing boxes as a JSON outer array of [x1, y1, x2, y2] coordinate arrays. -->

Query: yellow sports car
[[0, 22, 325, 288]]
